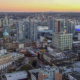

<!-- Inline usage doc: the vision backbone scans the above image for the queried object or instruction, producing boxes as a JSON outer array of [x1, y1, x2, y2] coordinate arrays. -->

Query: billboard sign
[[75, 25, 80, 31]]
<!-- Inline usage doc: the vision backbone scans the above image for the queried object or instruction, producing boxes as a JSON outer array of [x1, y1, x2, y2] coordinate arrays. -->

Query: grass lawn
[[7, 68, 16, 73], [19, 64, 32, 72]]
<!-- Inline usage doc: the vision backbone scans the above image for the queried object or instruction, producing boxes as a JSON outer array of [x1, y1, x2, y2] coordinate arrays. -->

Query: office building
[[54, 19, 65, 33], [0, 18, 3, 27], [0, 19, 1, 27], [66, 19, 75, 37], [3, 15, 9, 27], [9, 19, 14, 26], [52, 33, 73, 50], [48, 17, 54, 30], [23, 18, 30, 39], [16, 21, 24, 42], [30, 19, 38, 41], [49, 18, 65, 33]]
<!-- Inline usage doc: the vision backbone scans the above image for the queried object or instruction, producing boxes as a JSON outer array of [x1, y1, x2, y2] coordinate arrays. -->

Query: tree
[[38, 53, 40, 59], [25, 51, 32, 57], [32, 60, 37, 67]]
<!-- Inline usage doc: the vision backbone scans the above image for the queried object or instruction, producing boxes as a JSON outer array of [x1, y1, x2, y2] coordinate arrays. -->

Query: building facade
[[65, 19, 76, 37], [53, 18, 65, 33], [30, 19, 38, 41], [52, 33, 73, 50]]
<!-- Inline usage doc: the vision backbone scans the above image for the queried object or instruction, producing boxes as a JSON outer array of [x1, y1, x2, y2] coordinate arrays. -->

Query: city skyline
[[0, 0, 80, 12]]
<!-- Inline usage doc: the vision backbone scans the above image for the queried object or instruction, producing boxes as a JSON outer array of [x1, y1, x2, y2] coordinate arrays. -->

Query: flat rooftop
[[5, 71, 27, 80], [69, 71, 80, 80]]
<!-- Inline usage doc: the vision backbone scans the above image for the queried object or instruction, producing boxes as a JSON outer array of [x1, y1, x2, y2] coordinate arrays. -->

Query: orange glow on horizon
[[0, 0, 80, 12]]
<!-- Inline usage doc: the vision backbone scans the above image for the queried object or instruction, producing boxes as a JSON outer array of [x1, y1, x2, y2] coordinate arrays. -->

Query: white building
[[5, 71, 27, 80], [52, 33, 73, 50]]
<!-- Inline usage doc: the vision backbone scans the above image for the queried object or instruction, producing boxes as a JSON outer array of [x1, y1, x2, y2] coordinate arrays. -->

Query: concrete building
[[38, 66, 62, 80], [68, 72, 80, 80], [0, 52, 12, 70], [3, 15, 9, 27], [0, 19, 3, 27], [29, 66, 62, 80], [28, 69, 41, 80], [53, 18, 65, 33], [23, 18, 30, 39], [16, 21, 24, 42], [48, 17, 54, 30], [66, 19, 76, 37], [30, 19, 38, 41], [0, 49, 24, 70], [5, 71, 27, 80], [36, 41, 42, 48], [9, 19, 14, 26], [52, 33, 73, 50], [72, 41, 80, 53]]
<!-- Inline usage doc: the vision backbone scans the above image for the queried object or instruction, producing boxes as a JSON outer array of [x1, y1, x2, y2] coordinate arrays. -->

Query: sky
[[0, 0, 80, 12]]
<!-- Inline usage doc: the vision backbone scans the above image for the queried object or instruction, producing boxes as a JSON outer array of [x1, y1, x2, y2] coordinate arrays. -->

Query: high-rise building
[[23, 18, 30, 39], [65, 19, 75, 37], [16, 21, 24, 42], [0, 18, 3, 27], [3, 15, 9, 27], [54, 19, 65, 33], [48, 17, 54, 30], [0, 19, 2, 27], [30, 19, 38, 41], [48, 18, 65, 33], [9, 19, 14, 26], [52, 33, 73, 50]]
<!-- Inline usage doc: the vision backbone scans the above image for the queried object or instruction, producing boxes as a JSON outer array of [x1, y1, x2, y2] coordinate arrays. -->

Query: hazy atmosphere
[[0, 0, 80, 12]]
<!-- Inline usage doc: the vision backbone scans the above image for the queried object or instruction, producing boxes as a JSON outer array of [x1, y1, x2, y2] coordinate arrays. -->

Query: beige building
[[1, 43, 19, 50], [0, 49, 24, 70], [0, 53, 12, 70], [52, 33, 73, 50], [0, 53, 12, 65]]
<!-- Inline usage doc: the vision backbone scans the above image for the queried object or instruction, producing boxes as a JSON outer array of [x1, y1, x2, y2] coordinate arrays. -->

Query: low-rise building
[[0, 52, 12, 70], [38, 66, 62, 80], [43, 52, 54, 63], [28, 69, 41, 80], [5, 71, 28, 80], [68, 72, 80, 80], [0, 49, 24, 70], [28, 66, 62, 80]]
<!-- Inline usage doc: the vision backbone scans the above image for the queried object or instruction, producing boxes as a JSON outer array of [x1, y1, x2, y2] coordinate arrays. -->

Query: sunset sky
[[0, 0, 80, 12]]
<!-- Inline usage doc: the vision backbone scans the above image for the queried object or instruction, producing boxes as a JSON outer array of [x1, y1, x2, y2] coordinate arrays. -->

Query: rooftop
[[5, 71, 27, 80], [69, 71, 80, 80], [3, 29, 9, 36]]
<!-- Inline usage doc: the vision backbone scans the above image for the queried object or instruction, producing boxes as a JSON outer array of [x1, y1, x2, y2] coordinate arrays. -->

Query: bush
[[2, 75, 5, 78], [19, 64, 32, 72], [32, 60, 37, 67]]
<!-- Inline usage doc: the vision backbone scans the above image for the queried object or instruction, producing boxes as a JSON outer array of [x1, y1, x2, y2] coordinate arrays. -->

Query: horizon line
[[0, 11, 80, 13]]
